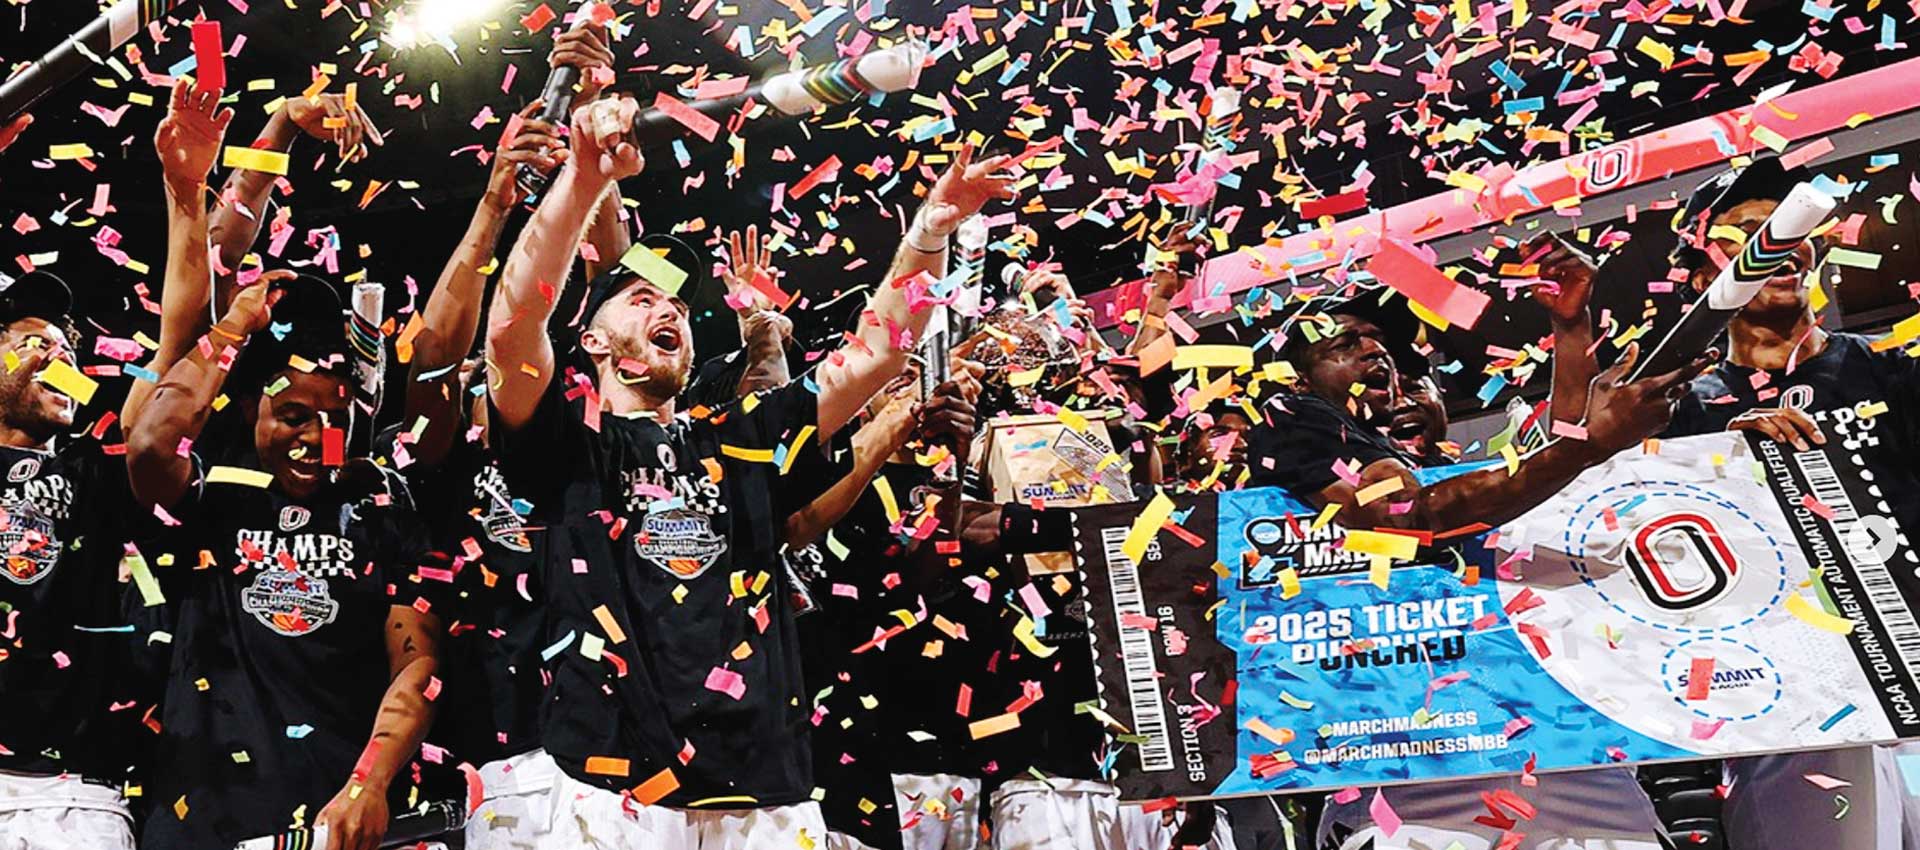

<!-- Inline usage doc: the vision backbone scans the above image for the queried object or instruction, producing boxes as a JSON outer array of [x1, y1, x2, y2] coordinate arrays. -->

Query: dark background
[[4, 0, 1918, 424]]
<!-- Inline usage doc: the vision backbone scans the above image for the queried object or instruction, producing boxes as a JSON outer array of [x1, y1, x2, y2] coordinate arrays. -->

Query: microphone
[[515, 4, 602, 197], [1, 0, 194, 122]]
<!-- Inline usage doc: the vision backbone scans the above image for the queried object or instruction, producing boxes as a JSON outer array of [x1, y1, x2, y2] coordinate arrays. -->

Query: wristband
[[906, 207, 954, 253], [208, 324, 247, 343]]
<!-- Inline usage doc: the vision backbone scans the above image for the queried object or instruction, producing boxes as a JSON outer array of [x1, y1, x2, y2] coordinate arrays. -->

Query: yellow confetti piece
[[1634, 36, 1675, 69], [874, 476, 901, 525], [1346, 530, 1418, 561], [1012, 615, 1055, 658], [1172, 344, 1253, 371], [48, 143, 96, 160], [618, 244, 690, 295], [1368, 556, 1391, 589], [223, 146, 290, 175], [1310, 501, 1341, 532], [1279, 690, 1315, 710], [1278, 566, 1301, 599], [206, 466, 275, 487], [720, 445, 774, 462], [1787, 594, 1855, 634], [37, 358, 98, 404], [1122, 491, 1176, 564]]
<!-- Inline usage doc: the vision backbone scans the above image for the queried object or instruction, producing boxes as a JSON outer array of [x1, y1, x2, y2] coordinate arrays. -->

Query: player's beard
[[609, 331, 689, 402]]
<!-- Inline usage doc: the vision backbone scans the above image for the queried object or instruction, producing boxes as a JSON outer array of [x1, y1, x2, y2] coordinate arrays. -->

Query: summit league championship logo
[[242, 568, 341, 637], [626, 443, 728, 579]]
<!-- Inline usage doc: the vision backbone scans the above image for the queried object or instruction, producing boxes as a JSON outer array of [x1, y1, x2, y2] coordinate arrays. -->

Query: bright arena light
[[381, 0, 505, 50]]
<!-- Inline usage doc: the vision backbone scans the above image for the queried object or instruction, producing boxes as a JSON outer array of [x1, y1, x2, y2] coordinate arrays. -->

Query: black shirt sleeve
[[708, 372, 827, 507], [489, 372, 596, 512], [1245, 391, 1405, 495]]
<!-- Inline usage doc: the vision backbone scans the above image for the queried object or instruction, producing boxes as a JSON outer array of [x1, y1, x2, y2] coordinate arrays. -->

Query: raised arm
[[1310, 343, 1711, 534], [814, 145, 1015, 436], [484, 96, 642, 432], [718, 227, 794, 395], [123, 81, 234, 434], [784, 384, 919, 548], [1129, 227, 1198, 355], [315, 605, 441, 850], [1527, 234, 1600, 425], [125, 271, 288, 509], [403, 102, 563, 465], [207, 93, 384, 306]]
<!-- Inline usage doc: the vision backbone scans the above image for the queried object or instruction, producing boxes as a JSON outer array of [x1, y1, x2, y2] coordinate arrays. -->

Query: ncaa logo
[[279, 505, 311, 532], [7, 458, 39, 483], [1577, 143, 1634, 195], [1624, 513, 1739, 610]]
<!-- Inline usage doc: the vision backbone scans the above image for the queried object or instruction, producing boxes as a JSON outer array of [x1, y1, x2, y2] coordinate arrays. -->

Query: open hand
[[721, 225, 777, 315], [284, 93, 385, 162], [484, 99, 566, 209], [155, 79, 234, 188], [921, 144, 1016, 236]]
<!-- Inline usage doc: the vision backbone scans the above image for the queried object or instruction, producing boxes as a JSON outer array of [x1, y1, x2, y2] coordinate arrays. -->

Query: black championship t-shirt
[[1667, 331, 1920, 543], [391, 430, 546, 768], [140, 460, 437, 848], [0, 436, 138, 777], [496, 373, 832, 806], [1245, 389, 1417, 495]]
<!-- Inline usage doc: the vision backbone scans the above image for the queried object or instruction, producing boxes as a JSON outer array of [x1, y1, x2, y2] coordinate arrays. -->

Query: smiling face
[[0, 318, 79, 446], [248, 370, 351, 500], [1389, 373, 1449, 455], [582, 278, 694, 404], [1297, 314, 1399, 426], [1687, 198, 1820, 320]]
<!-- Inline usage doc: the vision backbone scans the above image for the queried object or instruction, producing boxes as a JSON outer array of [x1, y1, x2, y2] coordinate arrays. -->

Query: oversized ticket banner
[[1071, 432, 1920, 800]]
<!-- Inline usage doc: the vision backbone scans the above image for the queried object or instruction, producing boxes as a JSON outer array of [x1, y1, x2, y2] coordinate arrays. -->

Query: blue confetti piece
[[124, 364, 160, 383], [286, 724, 314, 739], [1800, 0, 1836, 21], [1111, 0, 1134, 29], [1503, 97, 1544, 115], [1872, 153, 1901, 168], [167, 55, 198, 79], [269, 321, 293, 342], [1489, 59, 1526, 92], [512, 498, 533, 516], [541, 630, 577, 662], [1818, 703, 1857, 731], [1476, 375, 1508, 406]]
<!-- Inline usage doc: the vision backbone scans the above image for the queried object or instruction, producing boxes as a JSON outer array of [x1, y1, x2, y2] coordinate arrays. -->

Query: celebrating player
[[1654, 157, 1920, 850], [0, 269, 141, 850], [1244, 284, 1711, 535], [126, 82, 443, 850], [481, 91, 1014, 846]]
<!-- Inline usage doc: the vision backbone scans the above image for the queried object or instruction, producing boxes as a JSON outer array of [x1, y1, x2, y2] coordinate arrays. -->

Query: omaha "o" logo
[[1624, 513, 1739, 610], [1579, 144, 1633, 194]]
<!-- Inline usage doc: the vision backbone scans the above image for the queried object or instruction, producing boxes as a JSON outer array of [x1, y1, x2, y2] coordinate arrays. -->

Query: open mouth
[[284, 446, 322, 483], [1388, 408, 1427, 440], [648, 322, 683, 354], [1359, 359, 1394, 392]]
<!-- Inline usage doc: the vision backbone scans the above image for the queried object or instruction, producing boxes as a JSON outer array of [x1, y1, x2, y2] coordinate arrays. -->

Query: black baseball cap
[[569, 233, 709, 347], [1274, 286, 1431, 379], [1669, 157, 1811, 271], [0, 270, 74, 327], [230, 273, 353, 393]]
